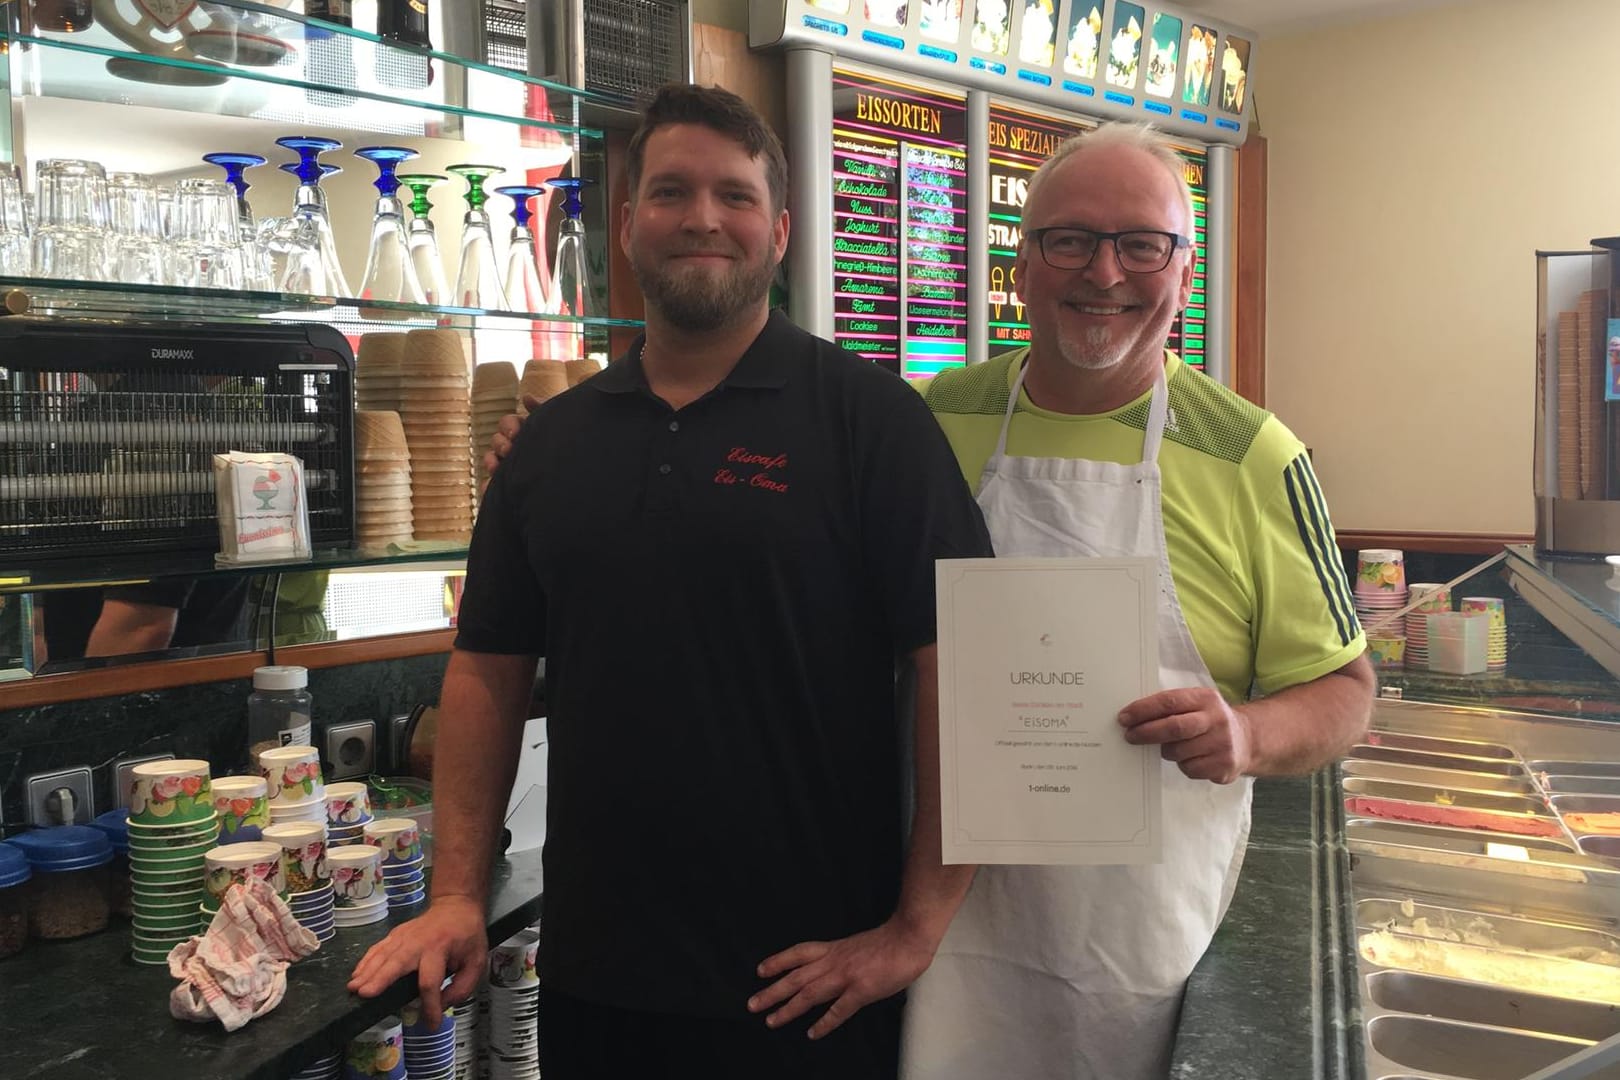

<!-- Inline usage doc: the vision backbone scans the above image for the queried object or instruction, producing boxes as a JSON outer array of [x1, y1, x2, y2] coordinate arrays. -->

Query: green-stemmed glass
[[446, 164, 509, 311], [398, 173, 450, 307]]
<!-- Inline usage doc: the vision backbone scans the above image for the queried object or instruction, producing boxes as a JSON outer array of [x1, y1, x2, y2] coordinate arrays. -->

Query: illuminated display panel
[[1169, 145, 1209, 370], [986, 103, 1086, 358], [833, 69, 969, 379]]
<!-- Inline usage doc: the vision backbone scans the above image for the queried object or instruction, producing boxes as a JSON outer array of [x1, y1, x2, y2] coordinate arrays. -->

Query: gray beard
[[634, 253, 777, 332], [1057, 325, 1131, 370]]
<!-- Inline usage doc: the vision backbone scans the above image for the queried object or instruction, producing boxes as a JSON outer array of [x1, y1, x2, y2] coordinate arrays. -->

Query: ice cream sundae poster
[[1063, 5, 1102, 78], [1105, 2, 1144, 88], [919, 0, 964, 42], [1607, 319, 1620, 403], [1018, 1, 1057, 66], [1145, 13, 1181, 98]]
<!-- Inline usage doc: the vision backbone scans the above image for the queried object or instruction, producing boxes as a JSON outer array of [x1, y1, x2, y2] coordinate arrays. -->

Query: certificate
[[936, 557, 1161, 865]]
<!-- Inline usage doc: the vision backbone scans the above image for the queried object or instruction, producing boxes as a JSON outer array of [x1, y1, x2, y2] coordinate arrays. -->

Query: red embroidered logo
[[715, 446, 789, 493]]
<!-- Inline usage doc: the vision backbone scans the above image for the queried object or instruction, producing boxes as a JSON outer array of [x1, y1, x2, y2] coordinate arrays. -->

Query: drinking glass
[[170, 177, 243, 289], [398, 172, 450, 306], [202, 152, 271, 291], [494, 184, 551, 317], [32, 158, 109, 281], [447, 164, 509, 310], [105, 172, 167, 285], [273, 135, 350, 296], [355, 146, 425, 306]]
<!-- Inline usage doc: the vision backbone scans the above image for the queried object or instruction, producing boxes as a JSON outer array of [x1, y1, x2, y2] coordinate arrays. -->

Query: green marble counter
[[0, 849, 543, 1079], [1171, 771, 1359, 1079]]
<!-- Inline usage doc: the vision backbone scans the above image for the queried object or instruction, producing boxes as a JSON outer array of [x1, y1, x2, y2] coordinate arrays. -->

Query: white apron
[[902, 362, 1253, 1080]]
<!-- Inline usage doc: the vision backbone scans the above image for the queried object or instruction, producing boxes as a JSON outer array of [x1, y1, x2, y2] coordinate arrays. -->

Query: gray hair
[[1024, 122, 1196, 237]]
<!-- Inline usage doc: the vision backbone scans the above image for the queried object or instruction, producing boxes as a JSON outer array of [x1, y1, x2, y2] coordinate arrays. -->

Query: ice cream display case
[[1342, 700, 1620, 1078]]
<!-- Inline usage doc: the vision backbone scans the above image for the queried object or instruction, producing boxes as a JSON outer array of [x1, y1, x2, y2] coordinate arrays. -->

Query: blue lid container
[[90, 809, 130, 854], [0, 842, 30, 888], [8, 826, 114, 872]]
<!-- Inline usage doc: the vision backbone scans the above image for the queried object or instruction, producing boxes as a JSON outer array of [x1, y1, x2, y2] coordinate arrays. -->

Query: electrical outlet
[[27, 766, 93, 826], [325, 720, 376, 781], [112, 753, 175, 811]]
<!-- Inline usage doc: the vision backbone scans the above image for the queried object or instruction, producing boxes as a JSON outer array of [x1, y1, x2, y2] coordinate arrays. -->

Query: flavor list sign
[[834, 71, 968, 380]]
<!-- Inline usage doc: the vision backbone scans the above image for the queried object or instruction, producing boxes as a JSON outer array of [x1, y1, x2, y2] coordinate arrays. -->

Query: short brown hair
[[625, 83, 789, 216]]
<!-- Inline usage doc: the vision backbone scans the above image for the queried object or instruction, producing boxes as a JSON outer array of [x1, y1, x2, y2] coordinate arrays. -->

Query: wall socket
[[27, 766, 93, 826], [112, 753, 175, 811], [325, 720, 376, 780]]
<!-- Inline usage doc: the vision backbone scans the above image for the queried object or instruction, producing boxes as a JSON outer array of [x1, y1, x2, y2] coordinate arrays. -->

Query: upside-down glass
[[356, 146, 426, 306], [398, 173, 450, 306], [202, 152, 271, 291], [32, 158, 109, 281], [170, 177, 243, 289], [494, 184, 550, 317], [0, 164, 29, 277], [273, 136, 350, 296], [546, 177, 593, 320], [448, 164, 509, 310], [105, 172, 167, 285]]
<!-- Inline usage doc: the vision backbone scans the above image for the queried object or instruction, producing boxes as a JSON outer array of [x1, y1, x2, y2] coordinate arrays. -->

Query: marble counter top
[[1171, 771, 1360, 1079], [3, 849, 544, 1080]]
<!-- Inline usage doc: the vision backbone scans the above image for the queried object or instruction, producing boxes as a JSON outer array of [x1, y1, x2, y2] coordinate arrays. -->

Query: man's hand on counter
[[348, 894, 488, 1027]]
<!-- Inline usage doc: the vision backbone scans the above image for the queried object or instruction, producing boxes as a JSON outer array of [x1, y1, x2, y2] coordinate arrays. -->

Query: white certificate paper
[[937, 557, 1162, 865]]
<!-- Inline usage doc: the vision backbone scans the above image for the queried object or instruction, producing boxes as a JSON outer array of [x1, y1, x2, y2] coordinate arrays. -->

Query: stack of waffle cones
[[399, 329, 473, 543], [354, 410, 412, 548]]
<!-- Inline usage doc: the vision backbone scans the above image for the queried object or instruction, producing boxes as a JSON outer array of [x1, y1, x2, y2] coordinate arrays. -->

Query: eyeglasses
[[1029, 227, 1190, 274]]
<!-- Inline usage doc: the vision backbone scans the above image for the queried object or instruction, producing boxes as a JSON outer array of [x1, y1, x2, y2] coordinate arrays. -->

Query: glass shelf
[[0, 541, 469, 596], [2, 2, 610, 142], [0, 274, 643, 334]]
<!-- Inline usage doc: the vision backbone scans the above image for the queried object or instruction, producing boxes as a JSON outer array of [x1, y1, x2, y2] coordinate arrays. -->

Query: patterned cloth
[[168, 877, 320, 1031]]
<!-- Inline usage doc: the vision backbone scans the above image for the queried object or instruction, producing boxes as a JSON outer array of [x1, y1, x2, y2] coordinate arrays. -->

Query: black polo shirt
[[457, 310, 992, 1019]]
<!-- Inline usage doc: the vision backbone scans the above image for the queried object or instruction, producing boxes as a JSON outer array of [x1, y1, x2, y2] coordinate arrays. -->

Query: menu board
[[833, 70, 969, 379], [1168, 147, 1209, 370], [986, 103, 1086, 358]]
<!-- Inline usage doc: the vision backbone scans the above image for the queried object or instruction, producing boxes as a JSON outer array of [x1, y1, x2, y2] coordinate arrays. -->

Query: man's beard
[[1057, 324, 1133, 370], [632, 245, 777, 332]]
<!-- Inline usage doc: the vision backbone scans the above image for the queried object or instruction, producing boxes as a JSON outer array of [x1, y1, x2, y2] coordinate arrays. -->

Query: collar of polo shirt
[[590, 308, 796, 395]]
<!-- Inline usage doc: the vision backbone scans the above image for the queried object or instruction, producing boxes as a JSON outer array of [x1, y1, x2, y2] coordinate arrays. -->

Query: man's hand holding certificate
[[936, 557, 1162, 866]]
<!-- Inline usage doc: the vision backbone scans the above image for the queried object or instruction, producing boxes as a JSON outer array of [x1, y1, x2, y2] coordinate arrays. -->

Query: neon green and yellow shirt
[[924, 349, 1365, 704]]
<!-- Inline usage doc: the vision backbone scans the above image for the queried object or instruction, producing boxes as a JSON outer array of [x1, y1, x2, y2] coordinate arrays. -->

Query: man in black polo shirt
[[350, 84, 992, 1077]]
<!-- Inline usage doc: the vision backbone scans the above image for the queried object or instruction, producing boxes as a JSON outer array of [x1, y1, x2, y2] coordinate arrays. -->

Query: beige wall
[[1262, 0, 1619, 536]]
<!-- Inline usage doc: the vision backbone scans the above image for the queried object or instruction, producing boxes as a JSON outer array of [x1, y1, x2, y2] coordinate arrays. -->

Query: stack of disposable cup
[[199, 840, 286, 930], [259, 744, 327, 825], [1403, 584, 1451, 669], [453, 987, 480, 1080], [355, 332, 407, 413], [402, 999, 459, 1080], [326, 781, 374, 847], [346, 1015, 407, 1080], [288, 1050, 341, 1080], [366, 817, 426, 909], [1460, 596, 1508, 673], [401, 328, 473, 542], [485, 928, 540, 1080], [1354, 549, 1408, 669], [266, 820, 333, 943], [329, 845, 389, 928], [126, 759, 218, 965], [355, 410, 413, 550], [211, 774, 271, 845]]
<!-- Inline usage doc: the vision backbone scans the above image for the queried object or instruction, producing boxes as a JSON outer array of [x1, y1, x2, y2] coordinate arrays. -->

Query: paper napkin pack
[[214, 451, 311, 565]]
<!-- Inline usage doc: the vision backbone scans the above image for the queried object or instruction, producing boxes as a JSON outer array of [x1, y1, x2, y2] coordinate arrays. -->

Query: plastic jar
[[90, 809, 132, 918], [248, 665, 314, 765], [9, 826, 113, 940], [0, 842, 31, 959]]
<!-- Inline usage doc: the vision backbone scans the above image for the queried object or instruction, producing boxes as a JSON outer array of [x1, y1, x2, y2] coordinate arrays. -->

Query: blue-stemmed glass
[[202, 152, 268, 290], [494, 184, 551, 318], [273, 136, 350, 296], [355, 146, 425, 307], [545, 177, 594, 321]]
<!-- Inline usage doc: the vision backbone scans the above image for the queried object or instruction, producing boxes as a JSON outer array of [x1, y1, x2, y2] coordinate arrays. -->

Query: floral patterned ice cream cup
[[488, 927, 539, 988], [1460, 597, 1507, 629], [1407, 584, 1451, 614], [129, 759, 214, 826], [346, 1017, 406, 1079], [263, 821, 329, 893], [257, 745, 325, 805], [211, 775, 271, 842], [1355, 548, 1406, 596], [328, 845, 385, 904], [203, 841, 286, 904], [325, 781, 372, 826], [363, 818, 421, 866]]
